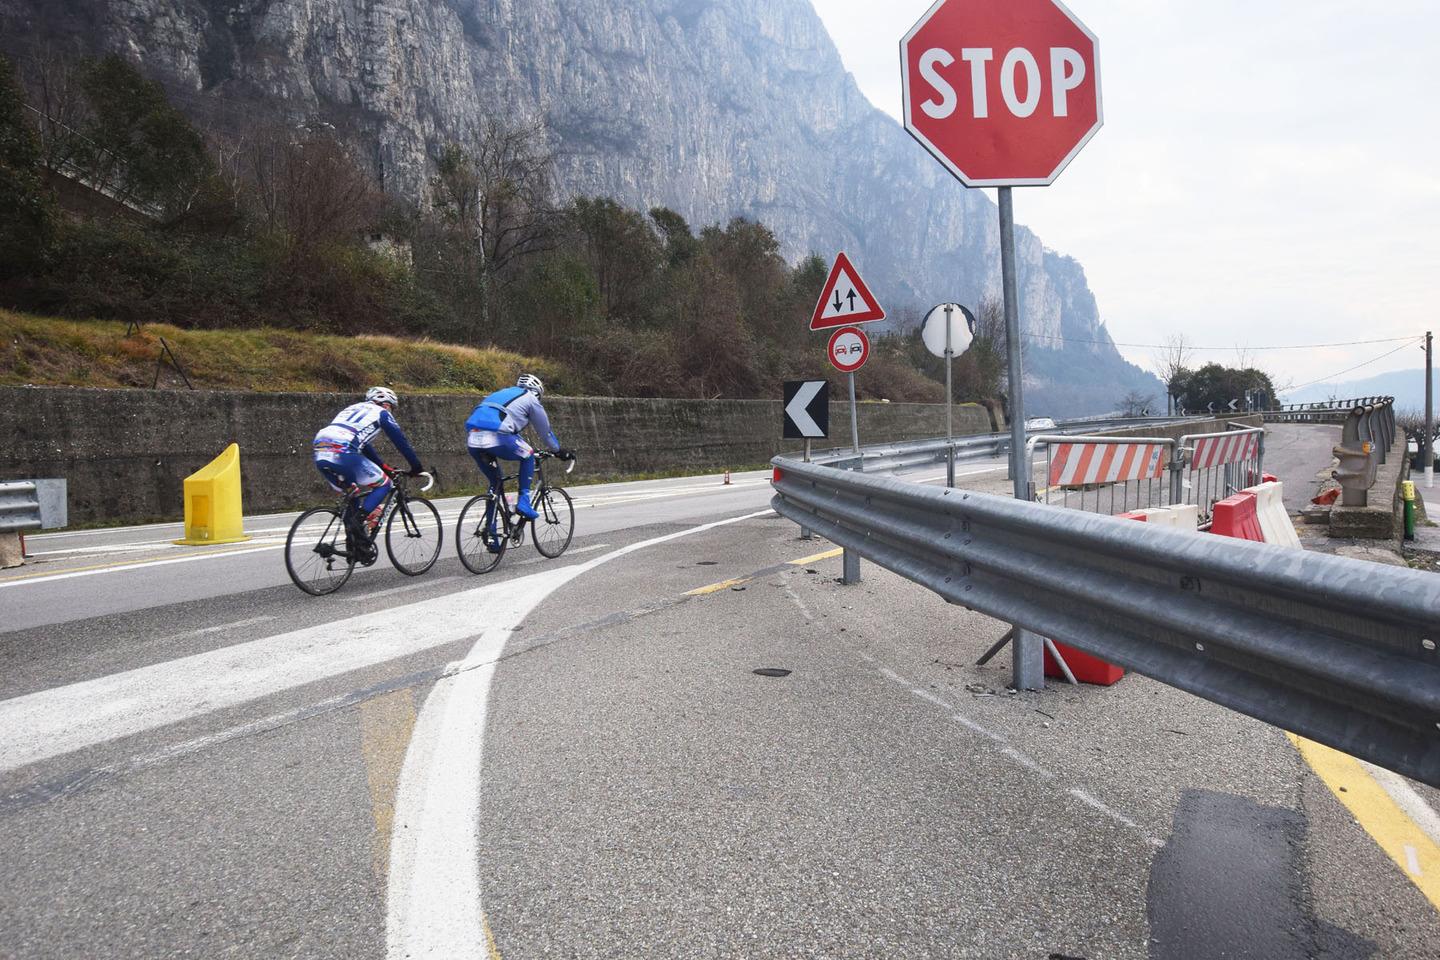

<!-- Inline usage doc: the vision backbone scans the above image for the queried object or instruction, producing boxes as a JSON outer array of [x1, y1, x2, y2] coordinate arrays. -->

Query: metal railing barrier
[[770, 446, 1440, 788], [0, 480, 68, 533]]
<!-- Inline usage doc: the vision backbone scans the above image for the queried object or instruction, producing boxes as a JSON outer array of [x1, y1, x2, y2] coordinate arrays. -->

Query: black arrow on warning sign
[[832, 290, 843, 312], [846, 289, 856, 311]]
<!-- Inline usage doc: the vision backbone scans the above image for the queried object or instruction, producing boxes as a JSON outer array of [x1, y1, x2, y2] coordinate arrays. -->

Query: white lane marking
[[1001, 746, 1054, 778], [385, 510, 771, 959], [0, 544, 283, 589], [782, 584, 815, 621], [1405, 845, 1423, 877], [0, 560, 574, 773], [904, 465, 1007, 484], [1362, 760, 1440, 849], [1067, 788, 1164, 848], [879, 667, 910, 685], [910, 688, 955, 711], [510, 543, 611, 567], [175, 615, 275, 640], [363, 577, 463, 602]]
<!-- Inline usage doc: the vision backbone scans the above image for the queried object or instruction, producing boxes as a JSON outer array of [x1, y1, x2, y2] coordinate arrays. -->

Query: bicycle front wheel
[[285, 506, 355, 596], [532, 486, 575, 558], [386, 496, 443, 576], [456, 495, 507, 575]]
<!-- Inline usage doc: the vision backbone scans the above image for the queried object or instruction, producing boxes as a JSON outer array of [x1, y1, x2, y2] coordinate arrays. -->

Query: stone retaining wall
[[0, 386, 998, 525]]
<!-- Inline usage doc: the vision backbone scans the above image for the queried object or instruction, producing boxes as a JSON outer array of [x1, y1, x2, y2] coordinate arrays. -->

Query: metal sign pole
[[945, 303, 955, 487], [1426, 330, 1434, 488], [801, 439, 814, 539], [999, 186, 1042, 691], [848, 372, 861, 455]]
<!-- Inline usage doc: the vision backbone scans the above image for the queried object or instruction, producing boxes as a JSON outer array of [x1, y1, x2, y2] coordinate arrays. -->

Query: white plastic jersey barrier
[[1243, 481, 1301, 549], [1132, 503, 1199, 531]]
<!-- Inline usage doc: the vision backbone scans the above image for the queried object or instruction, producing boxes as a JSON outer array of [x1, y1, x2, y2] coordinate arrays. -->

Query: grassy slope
[[0, 310, 568, 393]]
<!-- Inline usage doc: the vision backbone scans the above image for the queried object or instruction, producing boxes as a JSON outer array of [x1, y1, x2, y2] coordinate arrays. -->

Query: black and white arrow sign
[[1228, 398, 1240, 412], [783, 380, 829, 439]]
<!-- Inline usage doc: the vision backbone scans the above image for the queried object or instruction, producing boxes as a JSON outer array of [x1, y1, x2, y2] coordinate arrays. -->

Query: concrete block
[[0, 531, 22, 569]]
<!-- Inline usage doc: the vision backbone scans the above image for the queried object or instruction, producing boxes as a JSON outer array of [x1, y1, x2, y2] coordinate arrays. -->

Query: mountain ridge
[[0, 0, 1163, 413]]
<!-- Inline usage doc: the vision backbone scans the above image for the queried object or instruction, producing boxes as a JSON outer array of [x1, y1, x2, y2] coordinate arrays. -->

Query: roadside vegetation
[[0, 310, 565, 393], [0, 51, 1005, 405]]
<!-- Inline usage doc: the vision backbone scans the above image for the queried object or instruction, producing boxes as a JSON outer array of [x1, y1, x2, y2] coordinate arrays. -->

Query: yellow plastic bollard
[[174, 443, 251, 546]]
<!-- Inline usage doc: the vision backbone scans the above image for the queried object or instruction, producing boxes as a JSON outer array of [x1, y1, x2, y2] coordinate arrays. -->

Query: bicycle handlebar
[[538, 451, 577, 475]]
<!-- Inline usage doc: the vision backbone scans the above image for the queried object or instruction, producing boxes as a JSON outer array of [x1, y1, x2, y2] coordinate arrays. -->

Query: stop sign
[[901, 0, 1101, 186]]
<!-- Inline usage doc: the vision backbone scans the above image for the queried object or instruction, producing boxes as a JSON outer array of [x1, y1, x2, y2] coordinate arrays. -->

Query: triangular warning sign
[[809, 251, 886, 330]]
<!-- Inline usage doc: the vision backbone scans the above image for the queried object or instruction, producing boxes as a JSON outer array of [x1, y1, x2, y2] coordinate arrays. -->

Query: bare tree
[[1119, 390, 1155, 417], [431, 118, 559, 331], [1151, 333, 1192, 414], [246, 124, 383, 256]]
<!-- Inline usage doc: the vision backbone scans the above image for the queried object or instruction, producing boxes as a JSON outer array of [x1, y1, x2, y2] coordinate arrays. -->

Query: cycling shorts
[[313, 450, 387, 494]]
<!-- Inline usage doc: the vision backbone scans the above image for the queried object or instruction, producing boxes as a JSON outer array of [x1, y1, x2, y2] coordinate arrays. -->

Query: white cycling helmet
[[516, 374, 544, 396], [366, 386, 398, 407]]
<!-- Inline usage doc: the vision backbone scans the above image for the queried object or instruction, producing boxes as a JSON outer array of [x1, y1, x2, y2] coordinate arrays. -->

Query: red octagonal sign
[[901, 0, 1102, 187]]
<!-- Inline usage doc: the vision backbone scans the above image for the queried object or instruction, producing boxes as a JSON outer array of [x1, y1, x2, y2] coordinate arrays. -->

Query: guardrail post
[[841, 547, 861, 584], [1012, 628, 1043, 691]]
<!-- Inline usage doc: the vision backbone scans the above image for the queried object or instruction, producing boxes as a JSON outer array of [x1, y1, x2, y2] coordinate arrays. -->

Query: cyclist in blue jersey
[[466, 374, 573, 520], [312, 387, 428, 539]]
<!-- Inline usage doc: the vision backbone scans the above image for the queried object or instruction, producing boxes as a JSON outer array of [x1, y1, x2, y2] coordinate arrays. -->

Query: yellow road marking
[[0, 543, 277, 583], [360, 690, 418, 881], [789, 548, 842, 566], [685, 577, 751, 596], [483, 913, 504, 960], [1288, 734, 1440, 910]]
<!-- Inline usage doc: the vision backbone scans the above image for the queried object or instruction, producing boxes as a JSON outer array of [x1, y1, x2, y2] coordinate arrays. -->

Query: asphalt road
[[2, 447, 1437, 959]]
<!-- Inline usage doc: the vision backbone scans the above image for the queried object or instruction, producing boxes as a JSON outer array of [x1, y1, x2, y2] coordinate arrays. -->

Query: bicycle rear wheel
[[285, 506, 355, 596], [456, 495, 507, 575], [387, 495, 443, 575], [532, 486, 575, 558]]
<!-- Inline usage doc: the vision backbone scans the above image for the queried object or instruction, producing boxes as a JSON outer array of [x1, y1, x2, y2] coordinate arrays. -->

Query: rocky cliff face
[[0, 0, 1158, 409]]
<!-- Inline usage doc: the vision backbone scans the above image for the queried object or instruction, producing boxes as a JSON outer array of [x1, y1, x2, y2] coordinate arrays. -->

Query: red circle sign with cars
[[828, 326, 870, 373]]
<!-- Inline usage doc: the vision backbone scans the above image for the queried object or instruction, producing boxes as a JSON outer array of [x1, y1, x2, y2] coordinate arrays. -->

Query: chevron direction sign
[[783, 380, 830, 440]]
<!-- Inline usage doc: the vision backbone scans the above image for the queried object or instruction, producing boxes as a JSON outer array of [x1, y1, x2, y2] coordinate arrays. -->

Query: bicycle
[[285, 468, 441, 596], [456, 451, 576, 575]]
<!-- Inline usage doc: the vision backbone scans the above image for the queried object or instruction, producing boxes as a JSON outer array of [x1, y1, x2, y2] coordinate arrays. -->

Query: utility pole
[[1425, 330, 1434, 488]]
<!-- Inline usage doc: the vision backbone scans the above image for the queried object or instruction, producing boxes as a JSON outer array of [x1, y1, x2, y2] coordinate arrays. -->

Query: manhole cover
[[752, 668, 792, 678]]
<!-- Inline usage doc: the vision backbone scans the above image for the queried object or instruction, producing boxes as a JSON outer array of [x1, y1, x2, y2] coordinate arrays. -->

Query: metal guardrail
[[0, 480, 68, 533], [1332, 400, 1398, 506], [1264, 396, 1393, 423], [806, 415, 1211, 474], [770, 452, 1440, 787]]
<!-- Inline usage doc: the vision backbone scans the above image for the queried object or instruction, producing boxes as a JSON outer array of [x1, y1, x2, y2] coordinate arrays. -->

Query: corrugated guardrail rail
[[770, 455, 1440, 787]]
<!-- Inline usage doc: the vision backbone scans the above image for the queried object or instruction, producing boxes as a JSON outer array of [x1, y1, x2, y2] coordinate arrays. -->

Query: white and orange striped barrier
[[1190, 432, 1260, 470], [1048, 441, 1168, 487]]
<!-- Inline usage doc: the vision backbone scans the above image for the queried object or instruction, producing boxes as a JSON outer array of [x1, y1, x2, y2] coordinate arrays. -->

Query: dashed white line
[[1067, 787, 1164, 847]]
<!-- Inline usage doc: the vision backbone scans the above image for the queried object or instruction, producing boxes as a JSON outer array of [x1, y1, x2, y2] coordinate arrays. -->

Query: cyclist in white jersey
[[312, 387, 427, 534]]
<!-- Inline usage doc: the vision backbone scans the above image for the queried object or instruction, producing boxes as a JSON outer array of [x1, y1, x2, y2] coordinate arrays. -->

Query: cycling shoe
[[516, 500, 540, 521]]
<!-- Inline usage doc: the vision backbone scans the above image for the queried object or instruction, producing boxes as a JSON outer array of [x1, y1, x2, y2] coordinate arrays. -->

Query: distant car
[[1024, 417, 1057, 432]]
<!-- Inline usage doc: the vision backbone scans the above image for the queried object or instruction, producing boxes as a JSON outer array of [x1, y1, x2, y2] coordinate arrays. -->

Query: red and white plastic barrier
[[1190, 432, 1260, 470], [1048, 441, 1168, 487], [1210, 491, 1265, 542], [1241, 480, 1301, 549]]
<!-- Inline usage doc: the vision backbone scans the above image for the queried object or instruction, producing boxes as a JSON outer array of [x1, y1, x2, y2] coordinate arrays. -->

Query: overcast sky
[[808, 0, 1438, 392]]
